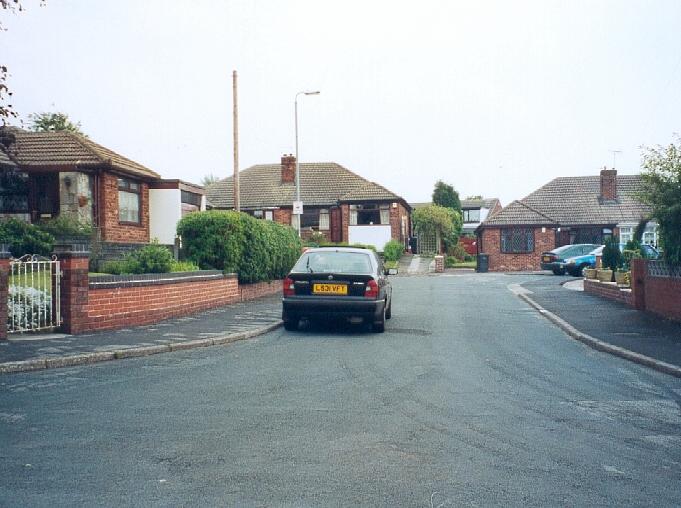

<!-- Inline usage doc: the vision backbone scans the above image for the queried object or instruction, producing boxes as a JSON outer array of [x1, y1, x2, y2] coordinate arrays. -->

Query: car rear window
[[293, 251, 373, 274]]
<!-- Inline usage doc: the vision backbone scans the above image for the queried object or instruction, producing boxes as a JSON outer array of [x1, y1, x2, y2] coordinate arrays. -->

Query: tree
[[412, 204, 462, 253], [201, 174, 219, 187], [29, 111, 85, 135], [1, 0, 46, 124], [639, 137, 681, 266], [432, 180, 461, 211]]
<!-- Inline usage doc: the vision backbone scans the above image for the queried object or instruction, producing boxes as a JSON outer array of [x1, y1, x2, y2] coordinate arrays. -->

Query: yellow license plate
[[313, 283, 348, 295], [543, 256, 551, 262]]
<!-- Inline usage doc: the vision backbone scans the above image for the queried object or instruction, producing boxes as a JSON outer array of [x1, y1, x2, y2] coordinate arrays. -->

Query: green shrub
[[177, 210, 301, 283], [447, 243, 467, 261], [100, 259, 139, 275], [383, 240, 404, 262], [308, 231, 327, 245], [0, 218, 54, 257], [177, 210, 244, 272], [170, 260, 200, 272], [37, 215, 92, 239], [602, 237, 623, 271], [134, 241, 173, 273], [622, 249, 642, 271]]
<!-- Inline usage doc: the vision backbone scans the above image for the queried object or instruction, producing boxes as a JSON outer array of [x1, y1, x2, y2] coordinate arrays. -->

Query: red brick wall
[[240, 279, 283, 301], [83, 275, 240, 332], [583, 279, 633, 306], [644, 276, 681, 322], [99, 172, 150, 243], [481, 227, 555, 271]]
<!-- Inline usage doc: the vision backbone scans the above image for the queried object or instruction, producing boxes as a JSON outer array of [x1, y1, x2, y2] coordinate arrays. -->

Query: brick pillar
[[434, 255, 444, 273], [0, 245, 10, 340], [630, 258, 647, 311], [55, 244, 90, 334]]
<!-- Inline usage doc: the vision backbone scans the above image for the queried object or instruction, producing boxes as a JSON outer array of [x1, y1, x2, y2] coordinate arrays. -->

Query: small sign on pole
[[293, 201, 304, 215]]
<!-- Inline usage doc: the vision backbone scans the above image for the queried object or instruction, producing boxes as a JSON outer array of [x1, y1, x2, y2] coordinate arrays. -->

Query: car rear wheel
[[372, 304, 386, 333], [385, 299, 392, 319], [283, 317, 298, 331]]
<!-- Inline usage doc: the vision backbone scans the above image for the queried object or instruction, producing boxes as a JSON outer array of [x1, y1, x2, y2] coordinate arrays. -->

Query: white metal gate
[[8, 255, 62, 333]]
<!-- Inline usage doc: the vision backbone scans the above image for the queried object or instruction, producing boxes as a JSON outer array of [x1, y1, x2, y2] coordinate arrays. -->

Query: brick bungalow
[[476, 169, 655, 271], [205, 155, 412, 251], [0, 127, 204, 260]]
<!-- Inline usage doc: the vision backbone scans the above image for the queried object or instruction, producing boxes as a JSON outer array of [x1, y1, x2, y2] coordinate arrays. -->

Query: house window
[[265, 210, 273, 221], [252, 210, 264, 219], [118, 178, 141, 224], [0, 170, 29, 213], [642, 223, 659, 246], [619, 226, 633, 246], [501, 228, 534, 253], [319, 209, 329, 230], [463, 209, 480, 223], [350, 204, 389, 225], [301, 208, 320, 228]]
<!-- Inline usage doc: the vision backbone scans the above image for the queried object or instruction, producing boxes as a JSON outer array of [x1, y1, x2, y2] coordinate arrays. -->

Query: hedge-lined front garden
[[177, 211, 302, 283]]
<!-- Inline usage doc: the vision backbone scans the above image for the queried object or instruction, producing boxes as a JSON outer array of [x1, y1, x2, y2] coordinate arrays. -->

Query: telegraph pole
[[233, 70, 240, 212]]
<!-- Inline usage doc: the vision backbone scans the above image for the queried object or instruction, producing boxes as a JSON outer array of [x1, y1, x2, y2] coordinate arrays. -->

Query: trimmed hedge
[[0, 218, 54, 257], [177, 211, 301, 283]]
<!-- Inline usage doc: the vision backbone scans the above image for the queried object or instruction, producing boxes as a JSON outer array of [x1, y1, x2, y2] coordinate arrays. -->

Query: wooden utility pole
[[233, 70, 240, 211]]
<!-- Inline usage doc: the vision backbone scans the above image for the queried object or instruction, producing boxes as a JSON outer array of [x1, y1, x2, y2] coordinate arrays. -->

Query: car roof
[[303, 247, 375, 255]]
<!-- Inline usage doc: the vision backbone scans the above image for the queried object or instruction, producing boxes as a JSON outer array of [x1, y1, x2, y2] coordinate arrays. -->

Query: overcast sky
[[3, 0, 681, 206]]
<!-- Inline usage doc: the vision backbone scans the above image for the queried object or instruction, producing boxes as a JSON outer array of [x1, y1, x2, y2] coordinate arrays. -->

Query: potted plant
[[599, 236, 622, 283], [584, 268, 597, 279]]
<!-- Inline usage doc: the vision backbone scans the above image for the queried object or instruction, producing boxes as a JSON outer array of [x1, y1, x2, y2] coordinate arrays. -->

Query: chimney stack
[[281, 154, 296, 184], [600, 166, 618, 202]]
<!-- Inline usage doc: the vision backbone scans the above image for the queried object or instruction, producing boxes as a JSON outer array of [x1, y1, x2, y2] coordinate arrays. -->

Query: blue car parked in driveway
[[562, 245, 604, 276], [562, 244, 662, 276]]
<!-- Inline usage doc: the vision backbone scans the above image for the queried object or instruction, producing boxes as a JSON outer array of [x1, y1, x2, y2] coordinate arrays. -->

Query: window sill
[[118, 221, 143, 227]]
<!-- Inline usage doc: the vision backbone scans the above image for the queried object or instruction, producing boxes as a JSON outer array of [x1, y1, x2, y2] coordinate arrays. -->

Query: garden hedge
[[177, 211, 301, 283]]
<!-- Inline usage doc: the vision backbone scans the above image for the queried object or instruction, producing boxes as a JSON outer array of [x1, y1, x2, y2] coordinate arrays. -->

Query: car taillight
[[283, 277, 295, 297], [365, 279, 379, 299]]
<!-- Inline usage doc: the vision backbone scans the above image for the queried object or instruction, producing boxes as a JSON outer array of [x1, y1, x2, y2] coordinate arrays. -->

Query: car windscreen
[[292, 251, 374, 274], [589, 246, 604, 255], [552, 245, 575, 254]]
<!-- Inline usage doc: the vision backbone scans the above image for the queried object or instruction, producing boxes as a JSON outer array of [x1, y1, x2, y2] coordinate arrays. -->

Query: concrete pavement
[[0, 295, 282, 374], [518, 276, 681, 377]]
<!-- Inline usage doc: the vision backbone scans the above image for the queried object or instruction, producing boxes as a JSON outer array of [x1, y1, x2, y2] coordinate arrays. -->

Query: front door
[[331, 207, 342, 243], [29, 173, 60, 221]]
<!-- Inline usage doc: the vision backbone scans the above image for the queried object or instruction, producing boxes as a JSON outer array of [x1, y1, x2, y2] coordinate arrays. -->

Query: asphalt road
[[2, 274, 681, 507]]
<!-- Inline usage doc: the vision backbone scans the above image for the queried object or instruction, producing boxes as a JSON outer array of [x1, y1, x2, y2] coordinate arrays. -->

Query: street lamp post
[[294, 90, 320, 236]]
